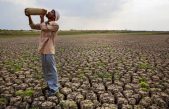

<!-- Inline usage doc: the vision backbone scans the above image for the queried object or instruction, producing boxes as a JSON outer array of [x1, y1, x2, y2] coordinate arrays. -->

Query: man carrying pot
[[25, 9, 60, 96]]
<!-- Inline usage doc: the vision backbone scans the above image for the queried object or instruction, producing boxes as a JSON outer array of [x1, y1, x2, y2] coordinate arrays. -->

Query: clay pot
[[25, 8, 47, 15]]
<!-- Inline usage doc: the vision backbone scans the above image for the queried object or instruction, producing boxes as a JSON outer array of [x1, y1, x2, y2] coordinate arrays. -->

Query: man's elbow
[[51, 28, 58, 32], [44, 29, 57, 32], [52, 28, 58, 32], [48, 25, 59, 32], [55, 25, 59, 32], [49, 26, 59, 32], [29, 24, 34, 29]]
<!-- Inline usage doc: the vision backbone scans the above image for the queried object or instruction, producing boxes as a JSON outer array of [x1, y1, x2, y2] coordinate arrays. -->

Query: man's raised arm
[[28, 15, 41, 30]]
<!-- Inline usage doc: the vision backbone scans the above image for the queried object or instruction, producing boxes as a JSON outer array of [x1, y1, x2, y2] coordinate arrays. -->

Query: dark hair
[[51, 9, 56, 20]]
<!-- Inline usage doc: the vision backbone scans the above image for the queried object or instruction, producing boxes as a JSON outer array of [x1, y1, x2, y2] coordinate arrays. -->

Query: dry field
[[0, 34, 169, 109]]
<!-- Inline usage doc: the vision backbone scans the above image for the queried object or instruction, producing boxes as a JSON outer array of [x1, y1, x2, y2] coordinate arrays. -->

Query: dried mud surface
[[0, 34, 169, 109]]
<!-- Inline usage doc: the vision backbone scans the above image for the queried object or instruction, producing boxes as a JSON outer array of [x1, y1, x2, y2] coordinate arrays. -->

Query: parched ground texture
[[0, 34, 169, 109]]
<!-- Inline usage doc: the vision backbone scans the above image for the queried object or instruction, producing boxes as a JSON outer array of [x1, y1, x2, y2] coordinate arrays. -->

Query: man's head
[[46, 9, 60, 21]]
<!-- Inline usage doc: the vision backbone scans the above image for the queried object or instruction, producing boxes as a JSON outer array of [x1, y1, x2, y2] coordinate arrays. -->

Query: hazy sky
[[0, 0, 169, 31]]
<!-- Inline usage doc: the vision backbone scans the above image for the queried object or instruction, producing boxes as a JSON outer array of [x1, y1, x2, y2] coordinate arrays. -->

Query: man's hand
[[40, 9, 46, 23], [25, 8, 29, 16], [40, 14, 45, 23]]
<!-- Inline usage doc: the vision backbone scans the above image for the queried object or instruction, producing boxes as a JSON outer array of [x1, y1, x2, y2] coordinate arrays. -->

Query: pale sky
[[0, 0, 169, 31]]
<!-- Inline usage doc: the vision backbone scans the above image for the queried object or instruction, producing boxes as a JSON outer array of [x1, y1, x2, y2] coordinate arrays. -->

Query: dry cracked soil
[[0, 34, 169, 109]]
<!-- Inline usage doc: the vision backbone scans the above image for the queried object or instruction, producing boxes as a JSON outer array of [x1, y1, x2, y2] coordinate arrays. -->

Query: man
[[25, 9, 60, 96]]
